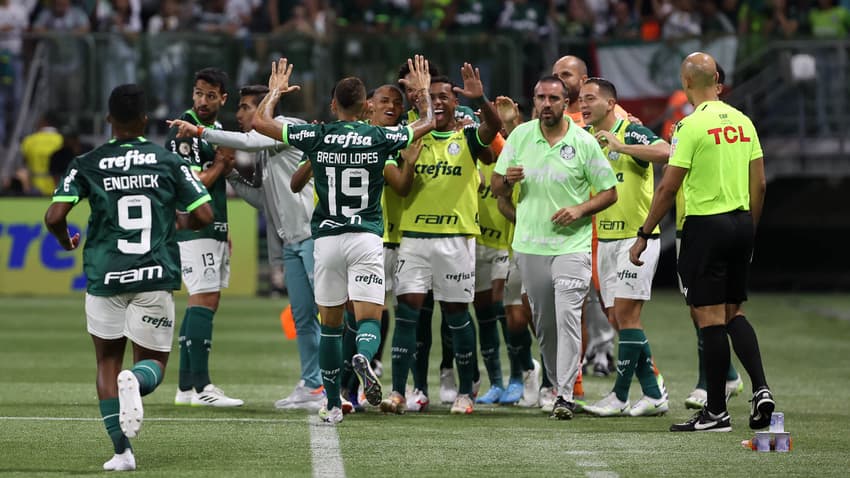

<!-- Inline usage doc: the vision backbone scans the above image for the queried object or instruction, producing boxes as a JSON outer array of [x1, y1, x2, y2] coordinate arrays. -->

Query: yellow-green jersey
[[400, 126, 487, 235], [586, 119, 662, 240], [477, 161, 512, 250], [669, 100, 763, 217], [382, 152, 404, 245]]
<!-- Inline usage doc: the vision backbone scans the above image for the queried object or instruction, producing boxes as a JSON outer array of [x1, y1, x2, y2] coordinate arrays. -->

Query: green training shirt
[[669, 100, 763, 217], [494, 117, 617, 256], [282, 121, 412, 238], [52, 137, 211, 296]]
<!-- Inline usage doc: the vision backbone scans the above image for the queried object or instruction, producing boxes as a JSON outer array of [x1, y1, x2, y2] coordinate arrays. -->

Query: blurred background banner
[[0, 198, 257, 296]]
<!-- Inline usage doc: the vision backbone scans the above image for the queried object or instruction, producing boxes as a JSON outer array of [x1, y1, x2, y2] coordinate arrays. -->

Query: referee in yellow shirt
[[630, 52, 775, 432]]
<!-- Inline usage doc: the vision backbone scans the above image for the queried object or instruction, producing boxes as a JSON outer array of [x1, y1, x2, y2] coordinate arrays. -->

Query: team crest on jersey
[[560, 145, 576, 161], [447, 142, 461, 155], [608, 150, 620, 161], [178, 142, 192, 156]]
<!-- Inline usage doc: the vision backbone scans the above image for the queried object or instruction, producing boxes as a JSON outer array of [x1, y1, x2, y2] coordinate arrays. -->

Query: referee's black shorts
[[677, 210, 754, 307]]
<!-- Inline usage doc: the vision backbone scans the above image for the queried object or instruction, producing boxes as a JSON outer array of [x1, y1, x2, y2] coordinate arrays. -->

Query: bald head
[[681, 52, 718, 89], [552, 55, 588, 104]]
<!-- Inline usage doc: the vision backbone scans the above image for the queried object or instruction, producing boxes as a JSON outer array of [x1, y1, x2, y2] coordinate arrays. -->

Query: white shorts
[[598, 237, 660, 309], [384, 246, 398, 293], [474, 244, 510, 292], [395, 236, 476, 303], [179, 238, 231, 294], [86, 291, 175, 352], [314, 233, 385, 307], [503, 256, 525, 306]]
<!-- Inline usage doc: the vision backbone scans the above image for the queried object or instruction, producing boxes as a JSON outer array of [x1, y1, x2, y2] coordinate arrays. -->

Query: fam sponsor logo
[[598, 220, 625, 231], [414, 161, 463, 178], [414, 214, 458, 225], [354, 273, 383, 286], [324, 132, 372, 148], [141, 315, 173, 328], [104, 265, 164, 284], [99, 150, 158, 171]]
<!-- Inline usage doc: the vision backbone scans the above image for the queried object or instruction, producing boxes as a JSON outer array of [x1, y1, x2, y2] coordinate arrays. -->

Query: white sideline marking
[[586, 472, 619, 478], [308, 415, 346, 478], [0, 416, 304, 424], [572, 451, 619, 478]]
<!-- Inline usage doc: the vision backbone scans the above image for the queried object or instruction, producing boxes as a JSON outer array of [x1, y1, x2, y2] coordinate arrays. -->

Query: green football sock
[[185, 306, 214, 392], [356, 318, 381, 362], [392, 302, 419, 394], [413, 300, 432, 394], [506, 326, 535, 378], [320, 324, 344, 409], [131, 359, 163, 397], [474, 303, 504, 389], [636, 338, 663, 399], [341, 310, 357, 393], [100, 398, 130, 454], [613, 328, 645, 402], [177, 311, 191, 391], [445, 310, 477, 395]]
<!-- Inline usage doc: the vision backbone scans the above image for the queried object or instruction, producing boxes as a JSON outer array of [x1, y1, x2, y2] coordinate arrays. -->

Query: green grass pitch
[[1, 291, 849, 477]]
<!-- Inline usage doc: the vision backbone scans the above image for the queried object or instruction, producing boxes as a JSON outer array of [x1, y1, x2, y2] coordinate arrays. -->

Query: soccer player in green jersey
[[166, 67, 243, 407], [253, 56, 435, 424], [630, 52, 774, 432], [385, 63, 502, 416], [578, 77, 672, 417], [45, 84, 213, 471], [492, 75, 618, 420], [168, 84, 326, 411]]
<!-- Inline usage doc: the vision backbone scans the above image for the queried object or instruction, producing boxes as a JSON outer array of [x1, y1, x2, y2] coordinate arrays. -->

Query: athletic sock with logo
[[100, 398, 131, 453], [131, 359, 163, 396], [340, 309, 358, 393], [177, 311, 192, 391], [612, 328, 645, 402], [635, 339, 663, 399], [412, 293, 433, 394], [445, 310, 477, 395], [356, 318, 381, 362], [185, 306, 214, 392], [474, 302, 504, 389], [392, 302, 419, 394], [319, 324, 344, 410], [702, 324, 731, 415], [726, 315, 768, 392]]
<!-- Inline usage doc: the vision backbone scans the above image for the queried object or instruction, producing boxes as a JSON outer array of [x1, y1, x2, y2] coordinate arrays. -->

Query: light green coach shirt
[[495, 117, 617, 256]]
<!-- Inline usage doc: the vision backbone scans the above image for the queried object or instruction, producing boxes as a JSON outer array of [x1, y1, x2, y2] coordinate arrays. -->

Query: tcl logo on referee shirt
[[706, 126, 751, 144]]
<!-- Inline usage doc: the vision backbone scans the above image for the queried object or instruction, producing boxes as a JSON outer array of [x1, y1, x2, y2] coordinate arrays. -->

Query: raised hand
[[268, 58, 301, 95], [398, 54, 431, 93], [495, 96, 519, 125], [453, 62, 484, 100], [166, 119, 199, 138]]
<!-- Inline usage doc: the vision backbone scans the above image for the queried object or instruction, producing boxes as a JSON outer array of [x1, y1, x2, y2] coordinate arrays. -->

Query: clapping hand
[[453, 62, 484, 100]]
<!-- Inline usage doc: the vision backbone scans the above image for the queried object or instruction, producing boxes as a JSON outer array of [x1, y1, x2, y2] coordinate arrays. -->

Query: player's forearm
[[44, 206, 72, 248], [749, 158, 766, 229], [474, 98, 503, 145], [497, 194, 516, 223], [387, 162, 415, 197], [227, 175, 264, 209], [621, 142, 670, 164], [198, 162, 226, 187], [578, 187, 617, 218], [290, 162, 313, 193], [409, 90, 434, 141], [254, 90, 285, 141], [642, 183, 677, 232], [204, 129, 280, 152], [491, 172, 513, 198]]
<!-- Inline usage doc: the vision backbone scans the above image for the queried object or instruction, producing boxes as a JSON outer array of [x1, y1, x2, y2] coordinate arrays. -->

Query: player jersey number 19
[[117, 194, 152, 254], [325, 166, 369, 217]]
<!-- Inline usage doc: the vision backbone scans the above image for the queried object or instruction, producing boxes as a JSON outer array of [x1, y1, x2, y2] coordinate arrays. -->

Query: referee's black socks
[[726, 315, 769, 393], [702, 325, 730, 415]]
